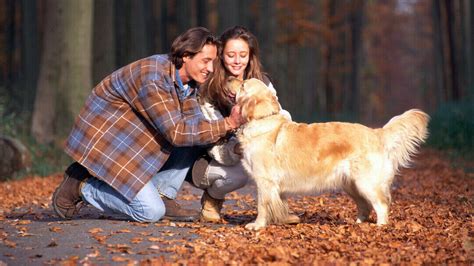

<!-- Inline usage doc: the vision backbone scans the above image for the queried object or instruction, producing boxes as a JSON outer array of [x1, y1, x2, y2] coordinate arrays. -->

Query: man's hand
[[225, 105, 243, 130]]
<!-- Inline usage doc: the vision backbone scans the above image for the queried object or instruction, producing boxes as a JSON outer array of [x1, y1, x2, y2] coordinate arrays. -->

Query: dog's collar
[[241, 111, 281, 127], [255, 111, 280, 121]]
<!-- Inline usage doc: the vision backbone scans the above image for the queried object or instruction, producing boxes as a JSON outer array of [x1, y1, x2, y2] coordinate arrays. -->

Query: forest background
[[0, 0, 472, 178]]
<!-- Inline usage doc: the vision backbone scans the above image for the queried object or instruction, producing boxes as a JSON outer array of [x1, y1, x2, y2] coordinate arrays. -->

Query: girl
[[192, 26, 291, 222]]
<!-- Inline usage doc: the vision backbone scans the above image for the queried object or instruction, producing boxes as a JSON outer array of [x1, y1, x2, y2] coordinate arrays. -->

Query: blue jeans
[[80, 147, 203, 222]]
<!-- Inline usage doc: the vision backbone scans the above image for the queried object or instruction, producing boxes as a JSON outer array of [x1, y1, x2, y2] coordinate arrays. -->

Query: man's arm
[[136, 80, 238, 146]]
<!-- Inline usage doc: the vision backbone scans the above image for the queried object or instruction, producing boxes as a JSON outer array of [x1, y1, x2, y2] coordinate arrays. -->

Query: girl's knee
[[229, 173, 248, 190]]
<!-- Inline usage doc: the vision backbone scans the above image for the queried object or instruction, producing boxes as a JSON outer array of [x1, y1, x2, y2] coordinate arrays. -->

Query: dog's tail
[[381, 109, 429, 170]]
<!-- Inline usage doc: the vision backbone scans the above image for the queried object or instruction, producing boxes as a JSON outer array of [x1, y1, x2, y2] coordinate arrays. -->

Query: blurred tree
[[115, 0, 153, 67], [31, 0, 93, 144], [470, 0, 474, 97], [432, 0, 470, 102], [92, 0, 116, 85], [19, 0, 39, 115], [346, 0, 365, 118]]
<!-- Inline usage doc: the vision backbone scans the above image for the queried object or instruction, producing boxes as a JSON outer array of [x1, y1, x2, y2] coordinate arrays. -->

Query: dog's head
[[235, 78, 281, 122], [225, 77, 244, 103]]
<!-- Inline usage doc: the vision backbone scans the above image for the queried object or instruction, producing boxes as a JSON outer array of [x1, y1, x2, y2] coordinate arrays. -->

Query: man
[[52, 27, 242, 222]]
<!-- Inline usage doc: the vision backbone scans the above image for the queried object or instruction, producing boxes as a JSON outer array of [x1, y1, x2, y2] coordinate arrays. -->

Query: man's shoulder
[[130, 54, 174, 84], [136, 54, 171, 70]]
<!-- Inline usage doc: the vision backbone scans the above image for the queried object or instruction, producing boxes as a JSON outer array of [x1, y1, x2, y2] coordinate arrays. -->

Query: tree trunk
[[20, 0, 39, 116], [217, 0, 239, 33], [347, 0, 364, 119], [31, 0, 63, 144], [93, 0, 116, 85], [207, 0, 218, 33], [469, 0, 474, 97], [323, 0, 336, 118], [432, 0, 445, 104], [130, 0, 152, 61], [176, 0, 195, 33], [31, 0, 93, 144], [3, 0, 16, 115], [445, 0, 460, 100], [55, 0, 93, 139]]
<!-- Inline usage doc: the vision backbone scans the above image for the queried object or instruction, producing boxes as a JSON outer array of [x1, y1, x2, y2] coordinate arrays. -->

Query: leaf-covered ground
[[0, 148, 472, 264]]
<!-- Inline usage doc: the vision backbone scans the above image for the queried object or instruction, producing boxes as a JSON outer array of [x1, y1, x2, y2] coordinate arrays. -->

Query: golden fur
[[233, 78, 430, 231]]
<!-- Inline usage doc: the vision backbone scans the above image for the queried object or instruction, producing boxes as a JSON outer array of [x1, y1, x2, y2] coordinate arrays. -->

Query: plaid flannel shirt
[[64, 54, 228, 201]]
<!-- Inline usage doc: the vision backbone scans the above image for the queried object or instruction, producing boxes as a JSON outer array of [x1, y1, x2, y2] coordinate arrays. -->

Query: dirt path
[[0, 149, 472, 264]]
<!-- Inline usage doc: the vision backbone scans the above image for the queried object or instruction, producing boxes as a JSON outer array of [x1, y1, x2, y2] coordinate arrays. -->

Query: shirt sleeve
[[136, 79, 230, 146]]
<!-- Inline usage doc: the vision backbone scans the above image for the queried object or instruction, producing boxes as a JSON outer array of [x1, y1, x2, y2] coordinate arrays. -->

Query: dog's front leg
[[245, 179, 284, 231], [245, 194, 269, 231]]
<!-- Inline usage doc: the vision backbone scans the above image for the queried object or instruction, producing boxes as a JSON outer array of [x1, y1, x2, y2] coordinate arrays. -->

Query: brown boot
[[161, 196, 199, 222], [52, 162, 89, 219], [200, 191, 224, 222]]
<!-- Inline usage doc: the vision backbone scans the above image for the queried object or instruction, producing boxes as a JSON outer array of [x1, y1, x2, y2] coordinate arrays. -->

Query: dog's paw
[[245, 222, 266, 231]]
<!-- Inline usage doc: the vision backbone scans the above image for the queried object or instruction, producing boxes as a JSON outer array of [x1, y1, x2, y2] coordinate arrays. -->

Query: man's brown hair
[[170, 27, 219, 69]]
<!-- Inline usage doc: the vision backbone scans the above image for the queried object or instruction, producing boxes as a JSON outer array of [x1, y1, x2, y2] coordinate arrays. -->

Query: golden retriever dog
[[232, 78, 429, 231]]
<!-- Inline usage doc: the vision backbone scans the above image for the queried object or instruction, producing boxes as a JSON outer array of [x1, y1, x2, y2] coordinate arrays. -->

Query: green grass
[[426, 100, 474, 174], [0, 112, 70, 179]]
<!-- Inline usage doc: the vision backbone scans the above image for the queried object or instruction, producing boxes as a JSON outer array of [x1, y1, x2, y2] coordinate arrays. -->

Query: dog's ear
[[240, 97, 256, 122], [226, 77, 243, 95], [252, 97, 279, 119]]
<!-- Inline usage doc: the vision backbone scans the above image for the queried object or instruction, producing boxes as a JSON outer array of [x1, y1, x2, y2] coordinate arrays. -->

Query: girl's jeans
[[80, 147, 203, 222]]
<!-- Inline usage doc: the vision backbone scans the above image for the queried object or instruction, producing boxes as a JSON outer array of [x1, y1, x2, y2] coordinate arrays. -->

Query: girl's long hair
[[200, 26, 266, 116]]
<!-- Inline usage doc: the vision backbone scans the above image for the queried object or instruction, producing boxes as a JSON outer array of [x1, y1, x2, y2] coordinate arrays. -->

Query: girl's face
[[222, 38, 250, 80]]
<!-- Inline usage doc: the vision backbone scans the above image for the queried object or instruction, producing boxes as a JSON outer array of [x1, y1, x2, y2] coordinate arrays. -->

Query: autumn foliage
[[0, 149, 472, 264]]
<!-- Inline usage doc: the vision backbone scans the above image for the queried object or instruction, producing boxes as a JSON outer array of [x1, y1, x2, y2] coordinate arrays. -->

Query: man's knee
[[132, 200, 165, 223]]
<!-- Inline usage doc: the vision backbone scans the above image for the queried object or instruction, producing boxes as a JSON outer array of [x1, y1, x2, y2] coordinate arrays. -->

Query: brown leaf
[[49, 226, 62, 232], [88, 228, 103, 234], [111, 256, 129, 262], [3, 239, 16, 248], [131, 237, 143, 244]]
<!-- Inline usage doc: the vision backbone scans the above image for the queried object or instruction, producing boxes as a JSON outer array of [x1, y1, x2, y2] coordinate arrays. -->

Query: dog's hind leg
[[372, 184, 391, 225], [343, 181, 372, 223], [355, 181, 391, 225], [245, 179, 286, 230]]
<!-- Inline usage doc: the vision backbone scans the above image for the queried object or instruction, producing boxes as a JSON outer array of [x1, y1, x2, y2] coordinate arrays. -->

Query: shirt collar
[[174, 66, 197, 98]]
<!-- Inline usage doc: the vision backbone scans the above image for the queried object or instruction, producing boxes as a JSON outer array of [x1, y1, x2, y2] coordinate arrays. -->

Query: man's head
[[170, 27, 219, 85]]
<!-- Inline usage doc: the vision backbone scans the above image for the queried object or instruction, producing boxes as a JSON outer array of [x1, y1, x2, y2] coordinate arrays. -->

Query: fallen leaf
[[131, 237, 143, 244], [88, 228, 103, 234], [49, 227, 62, 232]]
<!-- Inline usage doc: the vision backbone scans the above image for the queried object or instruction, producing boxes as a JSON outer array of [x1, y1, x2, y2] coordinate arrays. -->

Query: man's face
[[179, 44, 217, 85]]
